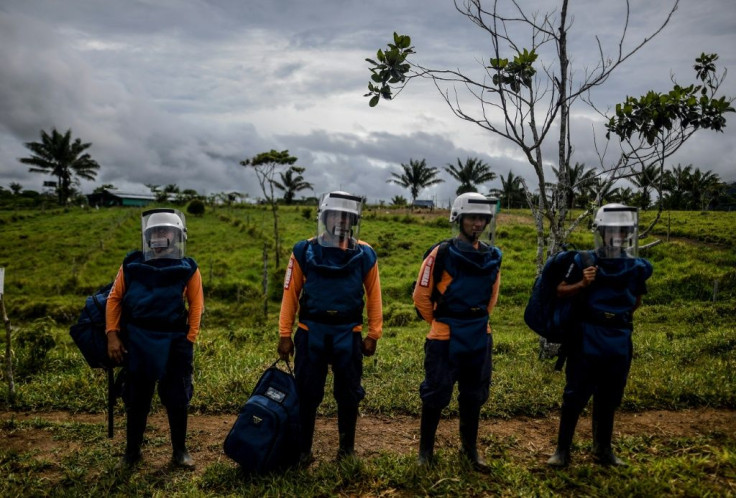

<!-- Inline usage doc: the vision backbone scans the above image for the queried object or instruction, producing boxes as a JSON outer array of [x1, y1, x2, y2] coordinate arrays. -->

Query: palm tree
[[20, 128, 100, 205], [662, 163, 693, 210], [552, 162, 595, 209], [583, 177, 619, 207], [630, 163, 662, 210], [387, 158, 443, 205], [273, 166, 313, 204], [688, 168, 721, 211], [497, 170, 525, 209], [445, 157, 496, 195]]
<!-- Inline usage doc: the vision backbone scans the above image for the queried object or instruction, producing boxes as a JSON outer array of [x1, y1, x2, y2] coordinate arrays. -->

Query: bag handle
[[270, 358, 295, 376]]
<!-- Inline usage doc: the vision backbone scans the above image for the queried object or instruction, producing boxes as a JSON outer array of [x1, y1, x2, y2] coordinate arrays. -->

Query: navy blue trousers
[[419, 335, 493, 411]]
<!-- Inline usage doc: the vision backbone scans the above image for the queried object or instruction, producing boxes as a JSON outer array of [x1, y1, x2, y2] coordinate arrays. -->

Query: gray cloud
[[1, 0, 734, 202]]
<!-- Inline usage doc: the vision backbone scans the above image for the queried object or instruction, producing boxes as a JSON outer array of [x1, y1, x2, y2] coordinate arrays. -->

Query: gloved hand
[[278, 336, 294, 361], [361, 336, 377, 357]]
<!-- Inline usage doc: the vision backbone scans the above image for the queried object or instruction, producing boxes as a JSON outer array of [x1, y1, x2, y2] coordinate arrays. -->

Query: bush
[[187, 199, 206, 215]]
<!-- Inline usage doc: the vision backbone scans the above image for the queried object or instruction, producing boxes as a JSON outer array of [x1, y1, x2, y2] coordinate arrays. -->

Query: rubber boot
[[459, 402, 489, 472], [168, 407, 195, 469], [119, 407, 146, 469], [336, 403, 359, 460], [592, 408, 626, 466], [547, 403, 579, 467], [417, 405, 442, 466], [298, 406, 317, 466]]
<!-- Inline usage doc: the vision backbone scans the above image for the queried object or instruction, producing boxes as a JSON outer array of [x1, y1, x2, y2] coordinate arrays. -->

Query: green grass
[[0, 205, 735, 495]]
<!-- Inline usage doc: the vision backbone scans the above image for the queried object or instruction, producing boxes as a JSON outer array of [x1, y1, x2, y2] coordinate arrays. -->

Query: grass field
[[0, 205, 734, 496]]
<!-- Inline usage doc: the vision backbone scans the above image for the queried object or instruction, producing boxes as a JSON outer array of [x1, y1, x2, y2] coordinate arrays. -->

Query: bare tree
[[366, 1, 733, 268]]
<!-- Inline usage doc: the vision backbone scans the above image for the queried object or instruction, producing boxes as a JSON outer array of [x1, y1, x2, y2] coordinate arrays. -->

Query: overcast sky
[[1, 0, 734, 205]]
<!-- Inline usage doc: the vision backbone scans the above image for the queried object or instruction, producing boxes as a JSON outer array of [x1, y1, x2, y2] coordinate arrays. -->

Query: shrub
[[187, 199, 206, 215]]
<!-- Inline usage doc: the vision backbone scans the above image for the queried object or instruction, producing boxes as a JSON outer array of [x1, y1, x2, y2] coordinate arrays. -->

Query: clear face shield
[[594, 225, 639, 259], [593, 205, 639, 259], [316, 192, 363, 249], [141, 209, 187, 261], [318, 210, 360, 249], [452, 213, 495, 250]]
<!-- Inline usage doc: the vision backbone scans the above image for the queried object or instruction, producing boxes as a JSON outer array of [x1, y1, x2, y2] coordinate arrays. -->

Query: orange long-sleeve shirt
[[105, 265, 205, 343], [279, 240, 383, 340], [412, 243, 501, 340]]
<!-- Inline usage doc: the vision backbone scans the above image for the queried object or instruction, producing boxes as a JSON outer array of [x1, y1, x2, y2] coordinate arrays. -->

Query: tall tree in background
[[387, 158, 443, 206], [445, 157, 496, 195], [366, 2, 733, 267], [240, 149, 298, 267], [494, 170, 525, 209], [630, 163, 662, 210], [274, 166, 313, 204], [20, 128, 100, 205], [552, 163, 595, 210], [662, 163, 693, 210], [688, 168, 721, 211]]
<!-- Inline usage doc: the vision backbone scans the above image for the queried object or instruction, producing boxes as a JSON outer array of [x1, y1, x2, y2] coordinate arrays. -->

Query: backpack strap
[[579, 250, 595, 269], [430, 240, 451, 303]]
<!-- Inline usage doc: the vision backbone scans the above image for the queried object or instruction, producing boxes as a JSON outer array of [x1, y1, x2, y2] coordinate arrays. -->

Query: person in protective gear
[[412, 192, 502, 471], [278, 191, 383, 465], [547, 203, 652, 467], [106, 208, 204, 469]]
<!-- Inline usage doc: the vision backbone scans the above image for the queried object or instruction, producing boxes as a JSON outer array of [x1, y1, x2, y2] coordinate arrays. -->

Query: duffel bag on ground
[[224, 359, 301, 473]]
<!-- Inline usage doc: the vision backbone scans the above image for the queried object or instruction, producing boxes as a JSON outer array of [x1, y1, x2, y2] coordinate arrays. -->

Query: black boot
[[168, 407, 195, 469], [459, 402, 489, 472], [336, 403, 359, 460], [298, 406, 318, 467], [417, 405, 442, 466], [119, 407, 147, 469], [592, 408, 626, 466], [547, 403, 580, 467]]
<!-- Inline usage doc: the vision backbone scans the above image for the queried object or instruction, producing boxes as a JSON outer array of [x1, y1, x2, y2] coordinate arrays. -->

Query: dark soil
[[2, 408, 734, 474]]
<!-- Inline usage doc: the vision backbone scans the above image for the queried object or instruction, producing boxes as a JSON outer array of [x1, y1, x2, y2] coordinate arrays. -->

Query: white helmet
[[450, 192, 497, 246], [449, 192, 495, 223], [317, 191, 363, 248], [592, 203, 638, 258], [141, 208, 187, 260]]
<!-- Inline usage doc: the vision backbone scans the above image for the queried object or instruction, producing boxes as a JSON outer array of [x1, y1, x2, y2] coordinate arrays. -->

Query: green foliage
[[606, 54, 735, 144], [0, 207, 734, 415], [19, 128, 101, 206], [365, 32, 414, 106], [14, 318, 57, 378], [387, 158, 443, 204], [390, 195, 407, 207], [186, 198, 205, 215], [489, 48, 538, 93]]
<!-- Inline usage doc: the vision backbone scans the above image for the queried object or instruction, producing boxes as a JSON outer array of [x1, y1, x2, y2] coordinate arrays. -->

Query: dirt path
[[2, 408, 734, 474]]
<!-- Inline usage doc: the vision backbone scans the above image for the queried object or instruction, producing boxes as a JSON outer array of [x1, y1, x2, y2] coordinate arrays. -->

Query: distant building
[[412, 199, 435, 210], [86, 190, 156, 207]]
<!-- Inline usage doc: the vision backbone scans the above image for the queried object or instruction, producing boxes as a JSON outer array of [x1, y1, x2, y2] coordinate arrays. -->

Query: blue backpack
[[69, 281, 125, 437], [69, 282, 115, 370], [224, 359, 301, 473], [524, 250, 594, 345]]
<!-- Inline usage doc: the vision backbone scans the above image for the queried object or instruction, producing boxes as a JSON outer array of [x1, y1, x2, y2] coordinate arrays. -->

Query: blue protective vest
[[293, 239, 376, 326], [575, 252, 653, 357], [436, 241, 502, 357], [122, 251, 198, 379], [293, 239, 376, 362]]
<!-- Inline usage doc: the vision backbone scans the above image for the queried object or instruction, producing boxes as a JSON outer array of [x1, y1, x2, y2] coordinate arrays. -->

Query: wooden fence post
[[262, 243, 268, 319], [1, 268, 16, 403]]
